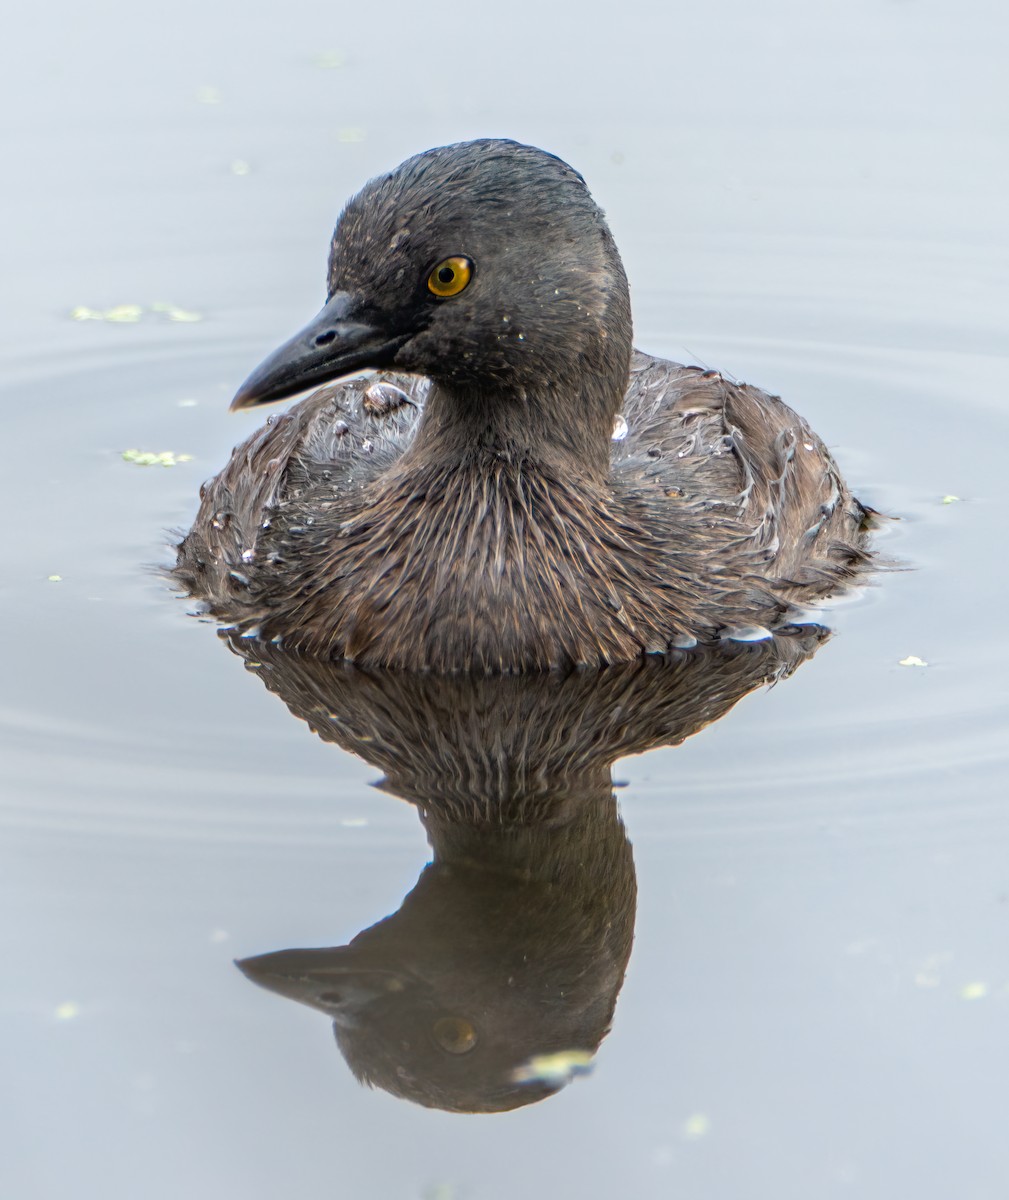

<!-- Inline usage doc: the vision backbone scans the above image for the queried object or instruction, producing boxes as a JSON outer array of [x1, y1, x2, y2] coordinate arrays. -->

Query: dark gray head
[[232, 139, 632, 418]]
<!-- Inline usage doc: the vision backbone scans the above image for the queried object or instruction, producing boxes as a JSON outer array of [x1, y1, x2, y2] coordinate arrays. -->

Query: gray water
[[3, 1, 1008, 1196]]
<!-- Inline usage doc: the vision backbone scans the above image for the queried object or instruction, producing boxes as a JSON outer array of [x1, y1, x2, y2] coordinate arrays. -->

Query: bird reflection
[[230, 629, 828, 1111]]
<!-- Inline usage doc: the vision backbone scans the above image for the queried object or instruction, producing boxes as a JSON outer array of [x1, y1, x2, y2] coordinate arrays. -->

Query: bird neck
[[402, 373, 623, 481], [419, 777, 631, 889]]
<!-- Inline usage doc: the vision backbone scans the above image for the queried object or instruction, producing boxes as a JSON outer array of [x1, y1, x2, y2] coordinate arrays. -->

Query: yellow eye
[[427, 256, 473, 298], [432, 1016, 478, 1054]]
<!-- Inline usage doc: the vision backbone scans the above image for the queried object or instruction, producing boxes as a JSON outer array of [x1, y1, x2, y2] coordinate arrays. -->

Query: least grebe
[[176, 139, 872, 671]]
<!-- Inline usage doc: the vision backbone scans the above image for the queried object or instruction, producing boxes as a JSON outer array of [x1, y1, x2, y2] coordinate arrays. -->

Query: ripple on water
[[3, 325, 1007, 858]]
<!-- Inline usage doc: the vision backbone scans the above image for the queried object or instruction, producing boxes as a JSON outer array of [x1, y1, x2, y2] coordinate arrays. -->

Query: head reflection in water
[[238, 774, 629, 1113], [231, 629, 828, 1111]]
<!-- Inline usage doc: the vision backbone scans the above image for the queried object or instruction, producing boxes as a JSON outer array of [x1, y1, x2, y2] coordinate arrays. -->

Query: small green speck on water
[[960, 982, 988, 1000], [151, 302, 204, 323], [898, 655, 928, 668], [47, 574, 62, 582], [122, 449, 194, 468], [314, 50, 347, 69], [941, 495, 961, 504], [72, 303, 202, 324], [337, 127, 366, 143], [682, 1113, 711, 1140], [230, 159, 252, 176], [71, 303, 143, 323], [104, 304, 144, 323]]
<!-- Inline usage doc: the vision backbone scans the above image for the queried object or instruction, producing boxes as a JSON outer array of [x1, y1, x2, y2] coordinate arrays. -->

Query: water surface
[[3, 2, 1008, 1197]]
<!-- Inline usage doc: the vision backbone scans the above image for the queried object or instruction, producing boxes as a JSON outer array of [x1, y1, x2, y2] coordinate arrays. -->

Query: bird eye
[[426, 256, 473, 298], [432, 1016, 478, 1054]]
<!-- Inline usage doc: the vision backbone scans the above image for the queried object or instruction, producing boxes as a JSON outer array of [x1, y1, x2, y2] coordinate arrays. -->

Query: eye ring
[[427, 256, 473, 299]]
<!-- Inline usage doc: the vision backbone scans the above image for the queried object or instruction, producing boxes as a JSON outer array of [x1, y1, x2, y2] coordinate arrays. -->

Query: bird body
[[176, 140, 871, 671]]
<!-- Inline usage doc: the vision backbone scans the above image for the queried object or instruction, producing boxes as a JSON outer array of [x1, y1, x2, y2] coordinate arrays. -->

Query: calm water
[[3, 1, 1008, 1196]]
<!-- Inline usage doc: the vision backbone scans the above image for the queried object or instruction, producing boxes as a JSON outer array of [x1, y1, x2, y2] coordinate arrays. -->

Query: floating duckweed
[[150, 301, 203, 323], [230, 159, 252, 177], [71, 304, 143, 323], [682, 1113, 712, 1140], [941, 495, 961, 504], [122, 449, 194, 467], [960, 981, 988, 1000], [47, 574, 62, 582], [105, 304, 144, 322], [71, 303, 203, 324], [899, 655, 928, 668], [511, 1049, 594, 1086]]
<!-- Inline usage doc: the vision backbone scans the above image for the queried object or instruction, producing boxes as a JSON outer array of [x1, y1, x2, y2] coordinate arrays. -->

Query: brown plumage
[[175, 140, 872, 671]]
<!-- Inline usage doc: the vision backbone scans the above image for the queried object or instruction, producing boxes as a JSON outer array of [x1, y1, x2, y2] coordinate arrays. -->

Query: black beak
[[236, 948, 412, 1022], [230, 292, 408, 410]]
